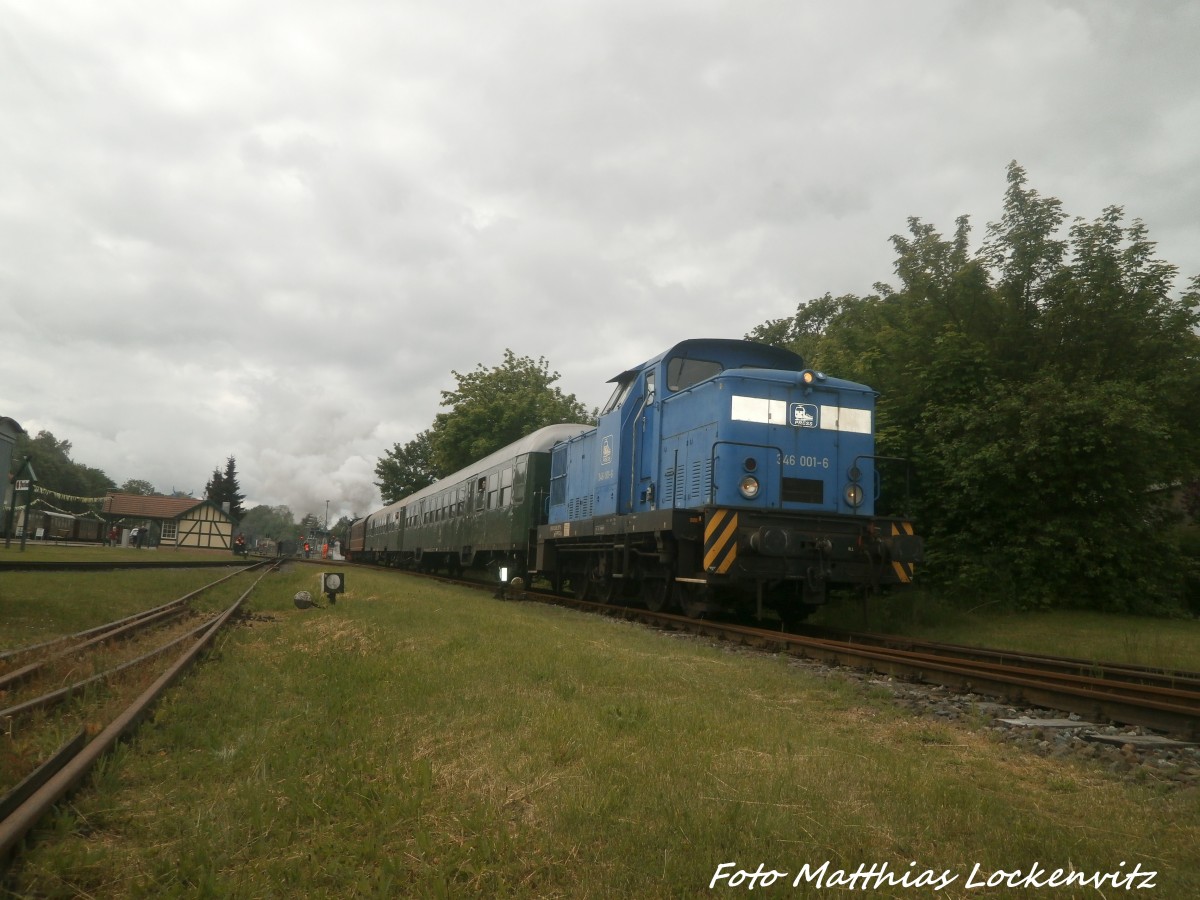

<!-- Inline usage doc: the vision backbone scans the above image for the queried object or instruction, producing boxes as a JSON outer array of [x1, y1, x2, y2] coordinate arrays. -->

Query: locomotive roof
[[374, 422, 593, 515], [608, 338, 807, 383]]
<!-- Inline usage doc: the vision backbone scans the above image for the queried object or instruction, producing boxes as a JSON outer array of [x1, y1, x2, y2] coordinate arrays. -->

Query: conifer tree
[[204, 456, 246, 522]]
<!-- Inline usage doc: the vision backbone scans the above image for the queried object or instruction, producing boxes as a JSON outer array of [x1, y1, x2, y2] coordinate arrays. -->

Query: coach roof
[[379, 422, 593, 514]]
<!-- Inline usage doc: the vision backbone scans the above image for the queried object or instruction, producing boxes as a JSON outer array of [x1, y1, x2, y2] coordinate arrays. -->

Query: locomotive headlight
[[844, 483, 864, 508], [739, 475, 761, 499]]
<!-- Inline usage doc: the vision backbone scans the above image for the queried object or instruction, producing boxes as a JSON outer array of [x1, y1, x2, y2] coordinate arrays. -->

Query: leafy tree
[[120, 479, 157, 495], [430, 350, 592, 477], [375, 430, 437, 504], [9, 430, 115, 508], [749, 162, 1200, 611], [238, 504, 295, 544]]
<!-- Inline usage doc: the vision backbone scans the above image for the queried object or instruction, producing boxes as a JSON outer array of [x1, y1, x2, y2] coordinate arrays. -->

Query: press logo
[[791, 404, 817, 428]]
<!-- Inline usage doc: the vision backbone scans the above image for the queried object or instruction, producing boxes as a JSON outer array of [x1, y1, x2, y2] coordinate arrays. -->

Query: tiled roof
[[101, 492, 214, 519]]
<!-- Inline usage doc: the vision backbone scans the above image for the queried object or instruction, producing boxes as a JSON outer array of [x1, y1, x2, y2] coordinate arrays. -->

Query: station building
[[101, 492, 238, 550]]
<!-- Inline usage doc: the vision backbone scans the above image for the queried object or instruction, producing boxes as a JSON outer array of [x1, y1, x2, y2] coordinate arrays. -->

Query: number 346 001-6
[[783, 455, 829, 469]]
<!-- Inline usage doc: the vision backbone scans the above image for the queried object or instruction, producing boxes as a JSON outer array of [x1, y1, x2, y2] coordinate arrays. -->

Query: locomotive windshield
[[667, 356, 722, 391]]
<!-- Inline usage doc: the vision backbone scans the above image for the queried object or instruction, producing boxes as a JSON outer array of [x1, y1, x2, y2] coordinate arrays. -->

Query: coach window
[[457, 486, 465, 515], [499, 466, 513, 506], [513, 458, 528, 504], [487, 472, 499, 509], [476, 477, 487, 511], [667, 356, 722, 391]]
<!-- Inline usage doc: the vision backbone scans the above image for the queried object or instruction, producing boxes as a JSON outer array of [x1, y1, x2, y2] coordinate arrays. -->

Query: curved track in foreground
[[0, 560, 281, 862]]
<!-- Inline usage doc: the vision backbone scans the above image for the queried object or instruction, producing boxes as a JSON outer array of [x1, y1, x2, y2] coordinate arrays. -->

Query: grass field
[[2, 557, 1197, 897]]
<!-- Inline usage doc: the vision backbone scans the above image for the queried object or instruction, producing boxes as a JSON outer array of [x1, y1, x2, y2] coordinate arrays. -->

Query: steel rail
[[797, 625, 1200, 692], [0, 564, 275, 863], [0, 561, 267, 664], [531, 590, 1200, 739], [0, 606, 189, 693], [0, 615, 220, 720], [306, 566, 1200, 737]]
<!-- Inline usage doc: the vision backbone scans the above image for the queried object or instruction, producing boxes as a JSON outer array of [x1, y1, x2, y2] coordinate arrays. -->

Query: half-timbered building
[[101, 492, 237, 551]]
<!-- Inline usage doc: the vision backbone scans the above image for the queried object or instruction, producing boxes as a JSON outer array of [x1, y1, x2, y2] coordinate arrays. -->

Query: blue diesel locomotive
[[533, 338, 922, 621], [349, 338, 921, 623]]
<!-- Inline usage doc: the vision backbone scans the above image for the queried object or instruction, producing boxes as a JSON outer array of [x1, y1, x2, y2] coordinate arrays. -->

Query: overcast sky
[[2, 1, 1197, 522]]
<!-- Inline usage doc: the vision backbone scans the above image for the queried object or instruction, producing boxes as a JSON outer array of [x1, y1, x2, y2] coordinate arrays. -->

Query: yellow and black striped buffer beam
[[891, 521, 915, 583], [704, 509, 739, 575]]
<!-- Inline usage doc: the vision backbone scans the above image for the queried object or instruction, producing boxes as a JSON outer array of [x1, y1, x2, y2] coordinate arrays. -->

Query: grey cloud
[[2, 0, 1197, 522]]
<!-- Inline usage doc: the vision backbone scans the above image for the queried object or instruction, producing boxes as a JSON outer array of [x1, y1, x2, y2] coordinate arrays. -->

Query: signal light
[[320, 572, 345, 604]]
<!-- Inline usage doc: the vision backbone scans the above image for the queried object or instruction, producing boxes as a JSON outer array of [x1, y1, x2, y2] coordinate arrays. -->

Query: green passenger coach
[[354, 423, 591, 577]]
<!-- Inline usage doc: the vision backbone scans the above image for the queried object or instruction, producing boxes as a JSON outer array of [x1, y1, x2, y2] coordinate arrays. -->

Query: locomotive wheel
[[575, 554, 615, 603], [641, 578, 673, 613]]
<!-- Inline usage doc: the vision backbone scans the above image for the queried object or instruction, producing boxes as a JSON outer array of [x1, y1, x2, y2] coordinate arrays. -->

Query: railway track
[[0, 559, 282, 862], [329, 561, 1200, 739], [506, 582, 1200, 740]]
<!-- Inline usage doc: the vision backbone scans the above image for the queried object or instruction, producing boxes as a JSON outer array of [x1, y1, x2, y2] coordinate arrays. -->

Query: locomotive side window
[[602, 375, 636, 414], [667, 356, 723, 391]]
